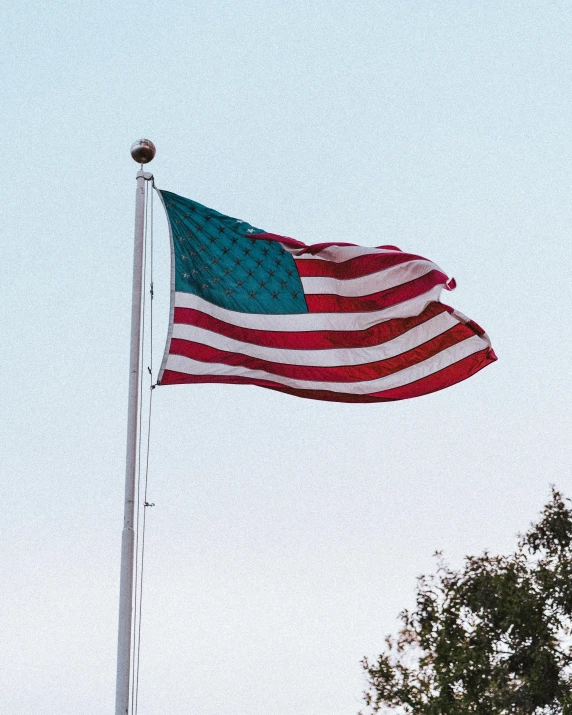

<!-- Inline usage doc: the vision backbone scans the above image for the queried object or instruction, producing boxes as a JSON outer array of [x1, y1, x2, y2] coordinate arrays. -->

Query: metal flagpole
[[115, 139, 156, 715]]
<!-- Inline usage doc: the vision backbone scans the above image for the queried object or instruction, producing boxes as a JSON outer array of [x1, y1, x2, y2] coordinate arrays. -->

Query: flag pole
[[115, 139, 156, 715]]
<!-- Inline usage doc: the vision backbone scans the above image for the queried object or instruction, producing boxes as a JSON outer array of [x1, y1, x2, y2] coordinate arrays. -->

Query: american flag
[[157, 190, 496, 402]]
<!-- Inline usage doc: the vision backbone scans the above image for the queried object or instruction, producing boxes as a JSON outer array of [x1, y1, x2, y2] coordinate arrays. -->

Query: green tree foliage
[[361, 488, 572, 715]]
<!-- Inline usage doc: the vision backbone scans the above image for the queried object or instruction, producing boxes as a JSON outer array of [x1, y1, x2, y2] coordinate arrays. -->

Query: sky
[[2, 1, 572, 714]]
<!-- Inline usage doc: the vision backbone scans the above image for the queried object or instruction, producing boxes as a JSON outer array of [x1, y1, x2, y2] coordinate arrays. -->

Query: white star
[[183, 273, 190, 279], [247, 228, 255, 233]]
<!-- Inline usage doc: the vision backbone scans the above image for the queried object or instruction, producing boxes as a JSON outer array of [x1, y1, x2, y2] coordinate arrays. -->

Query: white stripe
[[300, 259, 439, 297], [286, 245, 394, 262], [174, 285, 445, 331], [164, 334, 488, 394], [171, 311, 459, 367]]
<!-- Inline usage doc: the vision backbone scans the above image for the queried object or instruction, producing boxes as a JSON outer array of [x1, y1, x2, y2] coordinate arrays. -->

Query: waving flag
[[157, 190, 496, 402]]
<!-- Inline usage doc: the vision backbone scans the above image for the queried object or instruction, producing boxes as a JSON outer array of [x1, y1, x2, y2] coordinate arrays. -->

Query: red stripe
[[248, 232, 306, 249], [294, 251, 431, 279], [159, 347, 496, 402], [159, 370, 382, 398], [173, 301, 450, 351], [371, 347, 497, 399], [248, 233, 408, 257], [305, 270, 448, 313], [168, 324, 473, 383], [253, 234, 379, 254]]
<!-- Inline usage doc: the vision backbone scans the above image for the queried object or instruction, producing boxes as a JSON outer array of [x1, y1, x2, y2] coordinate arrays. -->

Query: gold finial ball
[[130, 139, 156, 164]]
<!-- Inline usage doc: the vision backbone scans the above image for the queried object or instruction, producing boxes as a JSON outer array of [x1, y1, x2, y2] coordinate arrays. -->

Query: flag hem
[[155, 186, 176, 385]]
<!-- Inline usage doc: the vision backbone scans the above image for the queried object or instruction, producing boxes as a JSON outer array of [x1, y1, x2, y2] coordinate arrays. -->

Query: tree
[[361, 488, 572, 714]]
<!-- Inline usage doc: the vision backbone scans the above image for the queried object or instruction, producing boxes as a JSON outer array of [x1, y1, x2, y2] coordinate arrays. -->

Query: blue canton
[[161, 190, 308, 315]]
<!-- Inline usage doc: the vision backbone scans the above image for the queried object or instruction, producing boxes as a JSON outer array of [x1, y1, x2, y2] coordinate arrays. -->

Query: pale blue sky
[[2, 2, 572, 714]]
